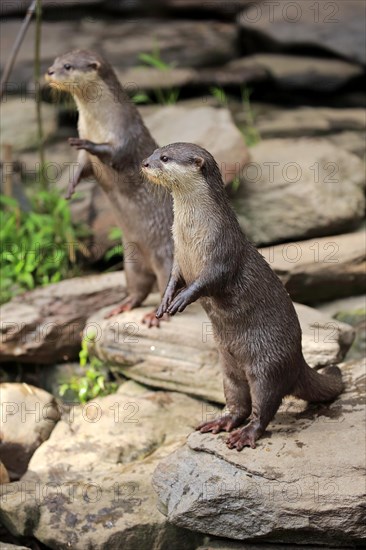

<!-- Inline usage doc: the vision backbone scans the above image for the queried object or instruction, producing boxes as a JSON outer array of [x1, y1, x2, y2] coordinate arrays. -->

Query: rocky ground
[[0, 1, 365, 549]]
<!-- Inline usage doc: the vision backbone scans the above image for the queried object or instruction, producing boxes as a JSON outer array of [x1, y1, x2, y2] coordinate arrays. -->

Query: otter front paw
[[166, 289, 192, 316]]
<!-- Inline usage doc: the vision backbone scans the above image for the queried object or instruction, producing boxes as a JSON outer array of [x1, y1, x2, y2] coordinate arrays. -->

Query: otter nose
[[142, 160, 150, 168], [47, 68, 55, 76]]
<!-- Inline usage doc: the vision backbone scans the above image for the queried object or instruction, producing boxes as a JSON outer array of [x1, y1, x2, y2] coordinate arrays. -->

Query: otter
[[141, 142, 344, 450], [46, 50, 173, 326]]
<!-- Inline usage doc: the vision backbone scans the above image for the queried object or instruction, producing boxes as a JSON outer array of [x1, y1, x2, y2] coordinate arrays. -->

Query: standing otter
[[142, 142, 344, 450], [46, 50, 173, 326]]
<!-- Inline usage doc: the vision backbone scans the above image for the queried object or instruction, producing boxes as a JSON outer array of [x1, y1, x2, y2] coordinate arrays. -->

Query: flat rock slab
[[144, 105, 249, 185], [233, 138, 365, 245], [0, 272, 126, 364], [153, 359, 366, 545], [254, 106, 366, 139], [259, 230, 366, 303], [238, 0, 366, 65], [89, 299, 354, 405], [220, 54, 364, 92], [0, 381, 213, 550], [0, 99, 57, 152], [0, 383, 60, 480]]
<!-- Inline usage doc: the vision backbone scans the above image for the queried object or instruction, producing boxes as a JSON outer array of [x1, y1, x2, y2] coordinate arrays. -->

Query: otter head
[[141, 142, 216, 194], [45, 50, 104, 97]]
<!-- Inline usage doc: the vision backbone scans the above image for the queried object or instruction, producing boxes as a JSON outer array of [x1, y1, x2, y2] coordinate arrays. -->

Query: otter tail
[[293, 361, 344, 402]]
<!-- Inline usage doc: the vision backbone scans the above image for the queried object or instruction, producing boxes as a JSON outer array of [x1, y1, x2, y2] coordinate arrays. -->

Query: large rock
[[0, 272, 126, 364], [104, 0, 256, 18], [0, 383, 60, 480], [153, 359, 366, 545], [88, 298, 354, 405], [317, 295, 366, 362], [100, 19, 238, 69], [115, 66, 196, 91], [259, 230, 366, 303], [252, 106, 366, 139], [327, 131, 366, 159], [233, 138, 365, 245], [0, 381, 213, 550], [239, 0, 366, 65], [0, 99, 57, 152], [218, 54, 364, 92], [0, 544, 31, 550], [145, 105, 249, 184]]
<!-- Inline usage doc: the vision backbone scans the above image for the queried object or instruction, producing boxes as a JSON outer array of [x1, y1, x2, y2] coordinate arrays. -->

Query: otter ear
[[194, 156, 205, 169], [88, 61, 101, 71]]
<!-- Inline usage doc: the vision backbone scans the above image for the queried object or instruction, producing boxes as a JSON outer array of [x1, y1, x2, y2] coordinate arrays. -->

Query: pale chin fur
[[163, 163, 207, 196], [47, 70, 102, 101]]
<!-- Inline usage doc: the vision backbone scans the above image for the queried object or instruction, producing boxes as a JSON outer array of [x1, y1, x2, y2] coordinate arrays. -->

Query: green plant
[[240, 86, 260, 147], [230, 176, 241, 193], [136, 46, 180, 105], [104, 226, 124, 262], [210, 86, 228, 106], [59, 331, 117, 403], [0, 191, 86, 304]]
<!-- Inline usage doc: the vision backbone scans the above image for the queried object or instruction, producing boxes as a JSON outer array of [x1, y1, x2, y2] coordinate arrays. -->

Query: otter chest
[[173, 212, 208, 283], [78, 109, 111, 143]]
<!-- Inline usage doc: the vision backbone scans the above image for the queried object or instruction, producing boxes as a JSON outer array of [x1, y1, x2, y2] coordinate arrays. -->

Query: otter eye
[[64, 63, 72, 71], [160, 155, 169, 163]]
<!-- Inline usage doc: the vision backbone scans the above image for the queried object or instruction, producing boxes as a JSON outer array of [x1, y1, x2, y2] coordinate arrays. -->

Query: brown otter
[[142, 142, 344, 450], [45, 50, 173, 326]]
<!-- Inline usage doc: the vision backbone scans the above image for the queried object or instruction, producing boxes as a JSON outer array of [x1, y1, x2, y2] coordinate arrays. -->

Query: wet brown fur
[[46, 50, 174, 321], [142, 142, 344, 449]]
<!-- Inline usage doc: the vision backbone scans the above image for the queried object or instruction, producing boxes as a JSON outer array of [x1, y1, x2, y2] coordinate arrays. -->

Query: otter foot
[[104, 297, 140, 319], [142, 310, 169, 328], [226, 424, 259, 450], [196, 414, 247, 434]]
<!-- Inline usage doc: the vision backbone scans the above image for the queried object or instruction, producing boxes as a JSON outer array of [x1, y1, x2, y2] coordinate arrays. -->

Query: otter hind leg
[[226, 375, 284, 450], [105, 253, 156, 319], [197, 349, 252, 434]]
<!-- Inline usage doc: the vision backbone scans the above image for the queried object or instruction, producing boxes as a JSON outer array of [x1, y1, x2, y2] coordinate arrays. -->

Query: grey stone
[[101, 19, 238, 69], [253, 106, 366, 139], [238, 0, 366, 65], [0, 98, 57, 152], [0, 381, 212, 549], [317, 295, 366, 362], [233, 138, 365, 245], [259, 230, 366, 303], [88, 298, 354, 405], [327, 131, 366, 159], [0, 383, 60, 480], [144, 105, 249, 185], [115, 66, 196, 91], [214, 54, 364, 92], [153, 359, 366, 545], [0, 543, 31, 550], [0, 272, 126, 364], [197, 542, 344, 550]]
